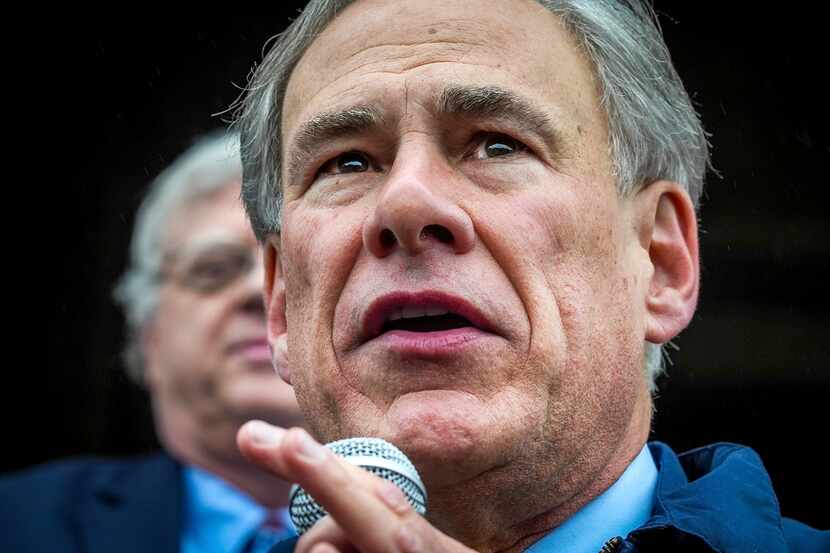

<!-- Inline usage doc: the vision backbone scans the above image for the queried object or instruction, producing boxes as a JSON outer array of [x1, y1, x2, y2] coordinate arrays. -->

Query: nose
[[363, 152, 475, 258]]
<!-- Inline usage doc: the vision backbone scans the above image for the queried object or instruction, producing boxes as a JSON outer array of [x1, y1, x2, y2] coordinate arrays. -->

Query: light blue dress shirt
[[181, 466, 295, 553], [526, 444, 657, 553]]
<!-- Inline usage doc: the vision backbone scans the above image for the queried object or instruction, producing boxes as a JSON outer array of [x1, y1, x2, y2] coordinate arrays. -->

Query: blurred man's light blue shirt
[[181, 466, 294, 553]]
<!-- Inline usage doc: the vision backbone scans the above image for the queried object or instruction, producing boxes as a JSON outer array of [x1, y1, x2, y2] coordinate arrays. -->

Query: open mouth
[[382, 307, 475, 334], [363, 292, 492, 343]]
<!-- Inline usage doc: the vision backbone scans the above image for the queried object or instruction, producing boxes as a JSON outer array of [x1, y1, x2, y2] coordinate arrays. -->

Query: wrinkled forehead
[[282, 0, 598, 137]]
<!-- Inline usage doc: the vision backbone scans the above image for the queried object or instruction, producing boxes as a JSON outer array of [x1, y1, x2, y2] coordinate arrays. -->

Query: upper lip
[[361, 290, 494, 342]]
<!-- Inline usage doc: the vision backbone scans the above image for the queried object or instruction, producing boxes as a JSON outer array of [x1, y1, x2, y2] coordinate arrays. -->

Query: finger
[[295, 516, 358, 553], [238, 422, 363, 488], [240, 423, 418, 551], [240, 423, 472, 552], [237, 423, 379, 551], [279, 428, 404, 550], [236, 420, 293, 480], [308, 543, 344, 553], [278, 428, 435, 553]]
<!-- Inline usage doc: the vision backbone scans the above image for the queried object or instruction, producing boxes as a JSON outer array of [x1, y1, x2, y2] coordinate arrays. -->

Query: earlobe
[[263, 238, 291, 385], [271, 334, 291, 385], [636, 181, 700, 344]]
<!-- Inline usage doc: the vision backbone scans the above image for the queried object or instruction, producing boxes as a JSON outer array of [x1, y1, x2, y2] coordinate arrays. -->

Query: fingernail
[[295, 430, 327, 463], [246, 421, 284, 446]]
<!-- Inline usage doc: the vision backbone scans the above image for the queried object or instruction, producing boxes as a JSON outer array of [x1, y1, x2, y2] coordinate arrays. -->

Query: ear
[[633, 181, 700, 344], [263, 236, 291, 385]]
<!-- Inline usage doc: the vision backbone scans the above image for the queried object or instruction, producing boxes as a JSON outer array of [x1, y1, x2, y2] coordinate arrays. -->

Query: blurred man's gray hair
[[114, 131, 242, 382], [234, 0, 710, 389]]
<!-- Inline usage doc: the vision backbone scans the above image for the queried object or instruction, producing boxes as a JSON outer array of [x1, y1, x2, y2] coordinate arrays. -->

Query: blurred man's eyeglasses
[[159, 242, 261, 293]]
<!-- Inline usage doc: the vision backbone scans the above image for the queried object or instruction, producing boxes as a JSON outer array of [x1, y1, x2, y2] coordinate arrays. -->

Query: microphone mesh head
[[288, 437, 427, 534]]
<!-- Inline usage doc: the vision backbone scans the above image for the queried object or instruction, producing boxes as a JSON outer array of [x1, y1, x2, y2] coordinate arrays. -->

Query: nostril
[[380, 228, 397, 248], [421, 224, 453, 244]]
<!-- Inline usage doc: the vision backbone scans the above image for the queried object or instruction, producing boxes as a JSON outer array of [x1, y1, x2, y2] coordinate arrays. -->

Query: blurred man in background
[[1, 131, 301, 553]]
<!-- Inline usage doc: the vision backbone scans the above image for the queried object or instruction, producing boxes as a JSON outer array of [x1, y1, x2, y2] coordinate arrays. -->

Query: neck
[[424, 385, 653, 552], [153, 400, 293, 509], [194, 454, 294, 509]]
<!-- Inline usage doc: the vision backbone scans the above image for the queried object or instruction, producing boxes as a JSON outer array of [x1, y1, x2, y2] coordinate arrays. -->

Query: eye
[[318, 151, 372, 176], [475, 133, 526, 159], [181, 249, 251, 292]]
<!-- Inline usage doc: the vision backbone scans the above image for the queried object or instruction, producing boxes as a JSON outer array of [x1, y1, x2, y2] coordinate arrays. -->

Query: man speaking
[[233, 0, 828, 551]]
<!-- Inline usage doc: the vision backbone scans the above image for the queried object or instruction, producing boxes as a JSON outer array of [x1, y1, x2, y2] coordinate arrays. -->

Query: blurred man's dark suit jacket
[[0, 453, 183, 553]]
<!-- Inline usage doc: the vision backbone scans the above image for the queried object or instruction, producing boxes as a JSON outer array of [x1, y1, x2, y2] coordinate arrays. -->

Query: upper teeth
[[388, 305, 450, 321]]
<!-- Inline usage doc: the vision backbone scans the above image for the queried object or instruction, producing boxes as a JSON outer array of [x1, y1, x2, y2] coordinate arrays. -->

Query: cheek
[[483, 184, 644, 449], [470, 178, 586, 338], [281, 208, 361, 330], [282, 205, 365, 302], [146, 310, 216, 401], [280, 206, 367, 422], [147, 290, 237, 392], [473, 176, 636, 369], [153, 297, 213, 357], [535, 199, 644, 404]]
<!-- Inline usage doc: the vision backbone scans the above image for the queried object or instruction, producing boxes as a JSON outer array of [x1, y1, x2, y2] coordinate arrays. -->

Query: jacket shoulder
[[0, 453, 177, 553], [0, 454, 172, 507], [1, 457, 120, 512], [782, 517, 830, 552]]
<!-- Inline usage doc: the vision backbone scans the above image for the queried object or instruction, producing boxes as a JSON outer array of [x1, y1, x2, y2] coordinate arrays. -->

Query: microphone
[[288, 437, 428, 534]]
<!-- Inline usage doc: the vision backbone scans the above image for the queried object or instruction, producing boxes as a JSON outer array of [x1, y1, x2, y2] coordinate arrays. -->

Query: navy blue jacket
[[271, 442, 828, 552], [0, 453, 184, 553]]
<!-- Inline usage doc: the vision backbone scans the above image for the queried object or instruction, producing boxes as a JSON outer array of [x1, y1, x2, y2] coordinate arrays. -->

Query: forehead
[[283, 0, 601, 140], [164, 182, 254, 251]]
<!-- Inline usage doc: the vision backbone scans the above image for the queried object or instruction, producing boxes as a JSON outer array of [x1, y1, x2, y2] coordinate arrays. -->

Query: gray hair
[[234, 0, 710, 389], [114, 130, 242, 383]]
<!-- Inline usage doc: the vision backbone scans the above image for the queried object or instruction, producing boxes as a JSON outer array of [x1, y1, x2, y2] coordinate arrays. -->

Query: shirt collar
[[181, 465, 293, 553], [526, 443, 657, 553]]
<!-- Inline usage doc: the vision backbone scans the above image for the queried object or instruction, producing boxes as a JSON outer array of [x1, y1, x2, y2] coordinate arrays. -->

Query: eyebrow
[[438, 85, 562, 155], [163, 234, 252, 262], [287, 106, 383, 184], [285, 85, 562, 184]]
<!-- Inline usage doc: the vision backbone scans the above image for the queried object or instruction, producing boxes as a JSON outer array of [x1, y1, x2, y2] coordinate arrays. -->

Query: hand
[[237, 421, 477, 553]]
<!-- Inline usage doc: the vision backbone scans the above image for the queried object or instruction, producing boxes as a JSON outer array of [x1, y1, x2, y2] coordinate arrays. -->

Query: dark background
[[9, 4, 828, 529]]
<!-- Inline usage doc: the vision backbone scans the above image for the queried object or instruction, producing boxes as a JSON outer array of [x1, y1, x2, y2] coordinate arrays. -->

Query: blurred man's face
[[145, 183, 301, 464], [269, 0, 654, 509]]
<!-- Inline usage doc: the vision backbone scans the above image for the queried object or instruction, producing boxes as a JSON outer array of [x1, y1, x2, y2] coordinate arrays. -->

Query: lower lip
[[235, 342, 272, 365], [372, 327, 489, 357]]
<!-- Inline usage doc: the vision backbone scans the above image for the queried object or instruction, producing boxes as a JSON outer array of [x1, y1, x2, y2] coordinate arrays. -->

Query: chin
[[376, 389, 504, 487]]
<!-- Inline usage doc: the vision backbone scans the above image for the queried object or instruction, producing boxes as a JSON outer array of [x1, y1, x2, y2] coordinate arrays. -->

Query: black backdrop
[[10, 4, 828, 529]]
